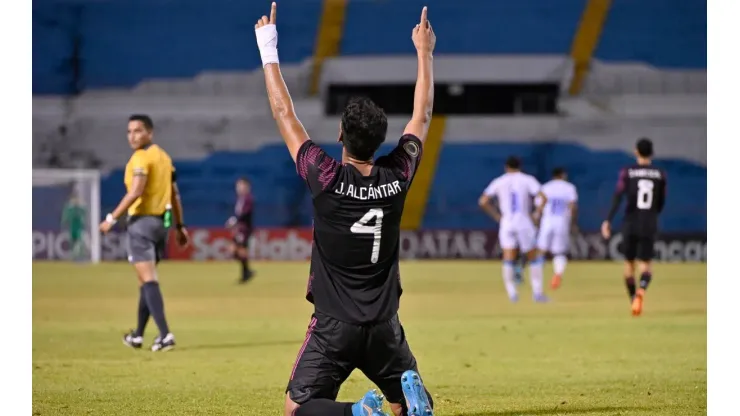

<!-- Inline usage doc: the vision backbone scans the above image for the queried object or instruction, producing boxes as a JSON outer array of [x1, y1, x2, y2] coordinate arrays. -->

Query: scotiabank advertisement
[[32, 228, 707, 262], [167, 228, 314, 261]]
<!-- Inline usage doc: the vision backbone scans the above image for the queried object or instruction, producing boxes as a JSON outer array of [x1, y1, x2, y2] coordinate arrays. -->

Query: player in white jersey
[[536, 168, 578, 290], [478, 156, 548, 303]]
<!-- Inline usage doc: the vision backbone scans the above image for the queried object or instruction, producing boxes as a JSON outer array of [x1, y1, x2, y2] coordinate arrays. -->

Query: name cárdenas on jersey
[[628, 168, 663, 179]]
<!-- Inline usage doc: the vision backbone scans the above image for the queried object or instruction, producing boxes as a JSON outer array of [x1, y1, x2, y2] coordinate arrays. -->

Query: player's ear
[[338, 121, 343, 143]]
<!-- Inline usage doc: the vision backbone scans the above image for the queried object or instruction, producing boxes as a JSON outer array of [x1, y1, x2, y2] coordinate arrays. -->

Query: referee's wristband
[[105, 213, 117, 225]]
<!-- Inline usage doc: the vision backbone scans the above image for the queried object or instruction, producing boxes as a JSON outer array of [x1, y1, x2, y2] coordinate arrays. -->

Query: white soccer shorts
[[498, 222, 536, 252], [536, 223, 570, 255]]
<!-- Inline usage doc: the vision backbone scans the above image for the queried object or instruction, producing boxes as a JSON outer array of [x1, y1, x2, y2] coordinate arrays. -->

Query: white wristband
[[105, 213, 117, 225], [255, 24, 279, 67]]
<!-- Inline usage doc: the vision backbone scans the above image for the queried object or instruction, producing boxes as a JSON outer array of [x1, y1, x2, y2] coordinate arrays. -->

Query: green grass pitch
[[33, 261, 706, 415]]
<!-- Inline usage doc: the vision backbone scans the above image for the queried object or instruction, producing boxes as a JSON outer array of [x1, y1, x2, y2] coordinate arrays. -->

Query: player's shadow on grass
[[177, 339, 301, 352], [458, 405, 655, 416]]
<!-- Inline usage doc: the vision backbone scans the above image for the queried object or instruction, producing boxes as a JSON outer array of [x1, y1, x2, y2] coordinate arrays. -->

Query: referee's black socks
[[142, 281, 170, 337], [134, 286, 150, 337]]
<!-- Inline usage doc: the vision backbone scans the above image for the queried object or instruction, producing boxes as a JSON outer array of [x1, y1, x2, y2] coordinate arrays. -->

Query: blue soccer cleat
[[352, 389, 388, 416], [401, 370, 433, 416]]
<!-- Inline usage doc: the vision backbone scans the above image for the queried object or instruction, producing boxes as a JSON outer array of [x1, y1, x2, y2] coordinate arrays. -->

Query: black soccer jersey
[[295, 134, 423, 324], [614, 164, 668, 236]]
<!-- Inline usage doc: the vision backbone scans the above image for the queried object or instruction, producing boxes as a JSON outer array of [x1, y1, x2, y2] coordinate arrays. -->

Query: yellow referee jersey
[[124, 144, 175, 216]]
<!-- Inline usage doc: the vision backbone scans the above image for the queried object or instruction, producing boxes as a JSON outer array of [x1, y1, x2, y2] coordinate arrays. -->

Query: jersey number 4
[[351, 208, 384, 264], [636, 179, 654, 210]]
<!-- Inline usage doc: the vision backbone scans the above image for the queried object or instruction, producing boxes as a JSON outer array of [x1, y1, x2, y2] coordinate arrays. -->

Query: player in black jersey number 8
[[602, 138, 668, 317], [256, 3, 435, 416]]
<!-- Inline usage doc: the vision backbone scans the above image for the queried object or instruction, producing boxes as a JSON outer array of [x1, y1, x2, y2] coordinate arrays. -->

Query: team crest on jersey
[[403, 141, 420, 157]]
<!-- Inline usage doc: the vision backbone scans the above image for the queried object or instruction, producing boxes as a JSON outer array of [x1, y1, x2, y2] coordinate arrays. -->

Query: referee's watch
[[105, 213, 117, 225]]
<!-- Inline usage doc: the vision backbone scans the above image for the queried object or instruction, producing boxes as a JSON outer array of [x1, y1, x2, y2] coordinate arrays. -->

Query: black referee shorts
[[622, 233, 655, 262], [286, 311, 425, 405]]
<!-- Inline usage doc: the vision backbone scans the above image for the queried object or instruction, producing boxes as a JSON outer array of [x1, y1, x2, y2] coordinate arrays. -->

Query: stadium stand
[[596, 0, 707, 68], [32, 0, 322, 94], [33, 0, 707, 235], [33, 0, 706, 93], [341, 1, 585, 56]]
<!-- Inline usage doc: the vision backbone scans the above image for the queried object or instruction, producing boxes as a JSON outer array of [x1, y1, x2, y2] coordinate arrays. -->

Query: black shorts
[[286, 312, 422, 405], [622, 233, 655, 261]]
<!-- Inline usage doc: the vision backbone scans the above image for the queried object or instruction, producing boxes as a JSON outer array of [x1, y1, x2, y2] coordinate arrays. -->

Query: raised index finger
[[270, 2, 277, 24], [420, 6, 427, 25]]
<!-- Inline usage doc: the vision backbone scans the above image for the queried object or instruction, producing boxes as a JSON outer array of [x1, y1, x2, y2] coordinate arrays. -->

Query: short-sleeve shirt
[[483, 172, 541, 225], [124, 144, 174, 216], [614, 165, 668, 236], [540, 179, 578, 225], [295, 134, 423, 324]]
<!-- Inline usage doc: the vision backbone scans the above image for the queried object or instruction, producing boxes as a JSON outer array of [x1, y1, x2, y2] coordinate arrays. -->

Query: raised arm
[[255, 2, 309, 162], [403, 7, 436, 143]]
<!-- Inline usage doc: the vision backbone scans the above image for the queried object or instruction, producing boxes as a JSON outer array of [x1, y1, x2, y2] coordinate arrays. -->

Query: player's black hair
[[636, 137, 654, 158], [505, 156, 521, 170], [552, 167, 566, 177], [236, 176, 250, 185], [129, 114, 154, 131], [340, 96, 388, 161]]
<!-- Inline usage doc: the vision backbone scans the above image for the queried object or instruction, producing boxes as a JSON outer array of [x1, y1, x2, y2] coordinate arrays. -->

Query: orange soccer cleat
[[632, 289, 645, 316], [550, 274, 562, 290]]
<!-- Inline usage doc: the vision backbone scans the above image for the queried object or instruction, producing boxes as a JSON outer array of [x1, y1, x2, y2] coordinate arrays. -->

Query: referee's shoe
[[122, 331, 143, 349], [151, 333, 176, 352]]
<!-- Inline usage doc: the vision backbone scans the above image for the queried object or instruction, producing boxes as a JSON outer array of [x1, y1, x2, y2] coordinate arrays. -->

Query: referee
[[99, 114, 189, 352]]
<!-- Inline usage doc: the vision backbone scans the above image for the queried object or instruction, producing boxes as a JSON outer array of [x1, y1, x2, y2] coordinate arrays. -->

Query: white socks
[[502, 261, 518, 299], [255, 24, 279, 67], [553, 254, 567, 276], [529, 257, 544, 297]]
